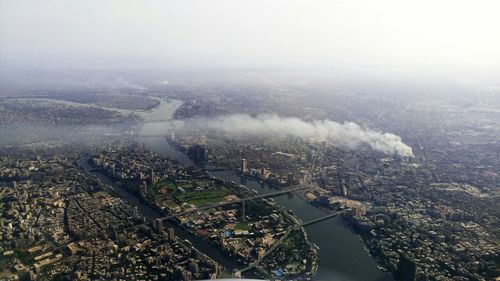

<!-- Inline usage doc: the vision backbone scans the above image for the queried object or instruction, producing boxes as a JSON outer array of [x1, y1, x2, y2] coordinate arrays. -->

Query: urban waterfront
[[78, 157, 249, 275], [135, 99, 393, 281], [3, 3, 499, 280]]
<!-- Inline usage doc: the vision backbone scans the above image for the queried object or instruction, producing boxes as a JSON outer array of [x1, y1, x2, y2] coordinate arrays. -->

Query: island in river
[[88, 141, 319, 280], [132, 98, 393, 281]]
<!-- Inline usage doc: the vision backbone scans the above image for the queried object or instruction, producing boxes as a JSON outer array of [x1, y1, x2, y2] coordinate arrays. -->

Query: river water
[[131, 98, 393, 281], [79, 157, 243, 274], [37, 97, 393, 280]]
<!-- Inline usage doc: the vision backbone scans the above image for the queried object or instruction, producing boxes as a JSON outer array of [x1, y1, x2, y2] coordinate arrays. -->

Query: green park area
[[148, 179, 234, 208], [234, 222, 251, 231], [175, 186, 232, 207], [146, 181, 177, 208], [277, 229, 308, 257]]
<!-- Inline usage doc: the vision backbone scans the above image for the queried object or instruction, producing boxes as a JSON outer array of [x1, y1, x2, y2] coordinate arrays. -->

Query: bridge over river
[[158, 186, 311, 221], [235, 209, 350, 276]]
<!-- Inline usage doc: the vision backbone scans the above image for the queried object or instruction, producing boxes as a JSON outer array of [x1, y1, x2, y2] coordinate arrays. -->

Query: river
[[130, 98, 393, 281], [79, 157, 244, 274], [55, 96, 392, 280]]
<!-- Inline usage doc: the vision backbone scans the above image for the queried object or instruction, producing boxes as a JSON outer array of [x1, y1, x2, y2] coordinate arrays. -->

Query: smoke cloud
[[187, 114, 414, 157]]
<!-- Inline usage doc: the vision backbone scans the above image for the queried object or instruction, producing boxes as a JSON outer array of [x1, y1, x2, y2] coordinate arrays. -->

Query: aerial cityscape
[[1, 1, 499, 281]]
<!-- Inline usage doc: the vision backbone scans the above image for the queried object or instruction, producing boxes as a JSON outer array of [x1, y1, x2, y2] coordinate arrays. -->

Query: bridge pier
[[157, 186, 312, 222], [242, 200, 246, 220]]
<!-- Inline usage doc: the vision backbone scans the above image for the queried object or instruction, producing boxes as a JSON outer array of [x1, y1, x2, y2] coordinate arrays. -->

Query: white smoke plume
[[187, 114, 414, 157]]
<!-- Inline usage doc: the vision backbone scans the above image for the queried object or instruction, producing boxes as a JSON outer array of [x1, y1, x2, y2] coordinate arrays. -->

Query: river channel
[[129, 99, 394, 281], [53, 96, 393, 281]]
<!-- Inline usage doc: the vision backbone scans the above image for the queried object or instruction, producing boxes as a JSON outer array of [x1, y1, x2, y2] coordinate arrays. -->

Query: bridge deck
[[236, 209, 349, 275], [301, 210, 348, 227], [159, 186, 311, 221]]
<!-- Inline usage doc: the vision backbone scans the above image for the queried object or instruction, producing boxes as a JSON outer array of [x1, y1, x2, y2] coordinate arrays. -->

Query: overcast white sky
[[1, 0, 499, 74]]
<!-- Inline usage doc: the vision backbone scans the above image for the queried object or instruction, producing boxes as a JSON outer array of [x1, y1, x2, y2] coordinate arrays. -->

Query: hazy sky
[[1, 0, 500, 73]]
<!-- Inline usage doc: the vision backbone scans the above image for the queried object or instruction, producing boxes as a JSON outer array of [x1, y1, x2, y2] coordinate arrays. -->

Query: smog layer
[[185, 114, 414, 157]]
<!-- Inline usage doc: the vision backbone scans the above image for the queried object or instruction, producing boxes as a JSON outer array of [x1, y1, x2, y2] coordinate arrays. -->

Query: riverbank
[[82, 96, 392, 281], [86, 148, 321, 280], [78, 156, 260, 278]]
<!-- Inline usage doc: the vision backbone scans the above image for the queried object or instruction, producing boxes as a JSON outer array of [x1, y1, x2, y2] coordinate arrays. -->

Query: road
[[237, 210, 349, 275], [158, 186, 312, 221], [237, 226, 295, 275]]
